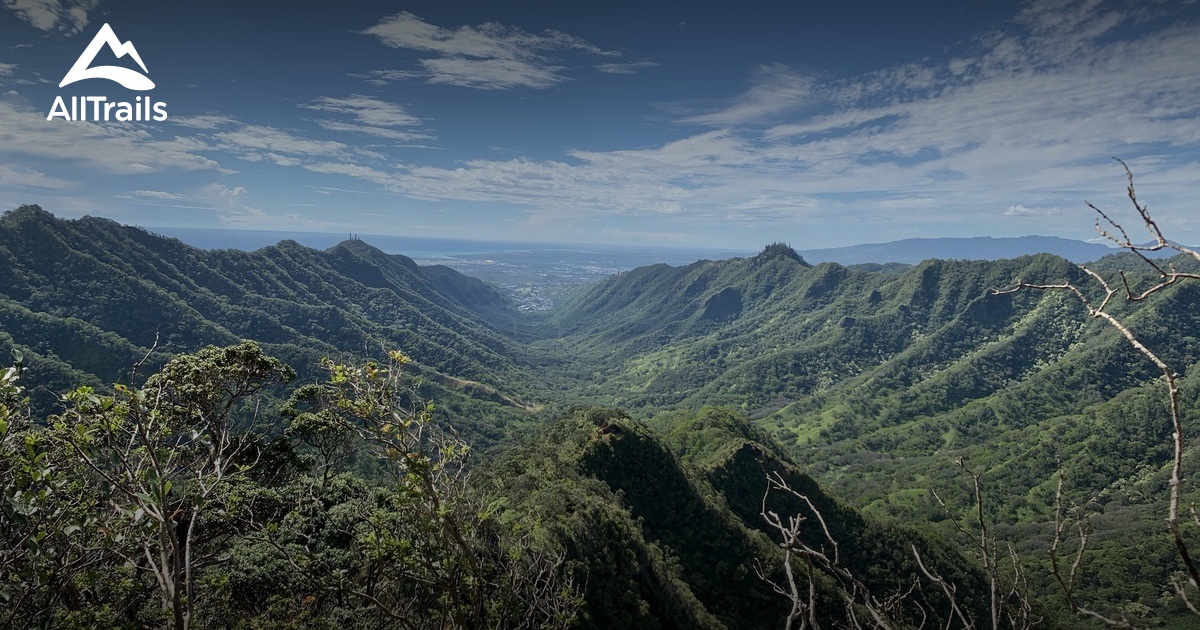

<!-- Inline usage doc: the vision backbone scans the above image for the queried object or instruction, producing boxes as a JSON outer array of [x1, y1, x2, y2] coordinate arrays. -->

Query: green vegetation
[[5, 207, 1200, 626], [0, 342, 983, 628], [0, 205, 546, 445]]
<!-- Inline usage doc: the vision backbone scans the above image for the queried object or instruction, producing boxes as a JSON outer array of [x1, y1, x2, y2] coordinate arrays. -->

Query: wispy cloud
[[3, 0, 100, 35], [417, 56, 567, 90], [362, 12, 614, 58], [349, 69, 423, 86], [353, 1, 1200, 240], [678, 63, 819, 127], [314, 120, 432, 142], [303, 95, 421, 128], [129, 189, 189, 201], [0, 163, 74, 188], [1004, 204, 1060, 217], [594, 60, 659, 75], [0, 95, 410, 199], [303, 95, 432, 142], [209, 123, 384, 164], [360, 12, 619, 90], [199, 183, 331, 230], [0, 100, 222, 174], [6, 0, 1199, 247], [169, 115, 239, 130]]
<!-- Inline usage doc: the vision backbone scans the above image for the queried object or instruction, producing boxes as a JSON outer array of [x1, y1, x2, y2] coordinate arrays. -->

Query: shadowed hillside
[[7, 206, 1200, 623]]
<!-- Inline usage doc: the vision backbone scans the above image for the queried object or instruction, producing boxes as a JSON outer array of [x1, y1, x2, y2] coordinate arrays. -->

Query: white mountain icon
[[59, 23, 155, 91]]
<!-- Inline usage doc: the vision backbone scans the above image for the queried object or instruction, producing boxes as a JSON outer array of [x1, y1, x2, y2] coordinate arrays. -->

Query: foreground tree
[[2, 342, 579, 628], [0, 350, 101, 626], [53, 341, 294, 629], [260, 351, 579, 629]]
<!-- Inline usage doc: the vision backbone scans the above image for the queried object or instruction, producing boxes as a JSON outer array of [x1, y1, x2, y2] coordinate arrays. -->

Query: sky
[[0, 0, 1199, 250]]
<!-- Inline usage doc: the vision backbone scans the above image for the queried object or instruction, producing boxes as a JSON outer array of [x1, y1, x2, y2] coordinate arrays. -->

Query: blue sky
[[1, 0, 1199, 250]]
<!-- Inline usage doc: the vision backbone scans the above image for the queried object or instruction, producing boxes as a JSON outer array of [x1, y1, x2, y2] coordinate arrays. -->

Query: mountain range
[[4, 206, 1199, 625]]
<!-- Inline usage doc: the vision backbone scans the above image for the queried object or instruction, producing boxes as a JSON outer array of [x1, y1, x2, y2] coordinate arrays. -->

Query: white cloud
[[302, 95, 433, 142], [0, 100, 222, 174], [129, 189, 188, 200], [301, 161, 395, 187], [64, 0, 1177, 243], [315, 120, 431, 142], [384, 132, 776, 219], [197, 183, 329, 230], [418, 56, 566, 90], [304, 185, 375, 195], [0, 97, 404, 193], [1004, 204, 1061, 217], [203, 183, 253, 215], [0, 163, 74, 188], [0, 63, 15, 76], [363, 12, 614, 58], [304, 95, 421, 128], [3, 0, 99, 34], [360, 12, 619, 90], [6, 0, 1198, 246], [170, 115, 239, 130], [349, 69, 424, 86], [679, 63, 819, 127], [356, 4, 1200, 241], [594, 60, 659, 75], [209, 124, 383, 163]]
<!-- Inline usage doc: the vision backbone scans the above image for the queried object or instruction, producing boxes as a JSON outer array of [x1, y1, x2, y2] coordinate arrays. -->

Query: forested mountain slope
[[490, 406, 990, 628], [540, 241, 1200, 621], [539, 243, 1101, 409], [0, 206, 543, 440], [6, 206, 1200, 624]]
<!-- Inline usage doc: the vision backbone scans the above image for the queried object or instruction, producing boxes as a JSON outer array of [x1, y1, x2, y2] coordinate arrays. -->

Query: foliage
[[10, 195, 1200, 625], [0, 344, 580, 629], [0, 206, 539, 442], [255, 351, 580, 629]]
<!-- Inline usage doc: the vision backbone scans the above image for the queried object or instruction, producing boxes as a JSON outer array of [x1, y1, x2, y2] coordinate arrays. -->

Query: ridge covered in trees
[[4, 204, 1200, 626]]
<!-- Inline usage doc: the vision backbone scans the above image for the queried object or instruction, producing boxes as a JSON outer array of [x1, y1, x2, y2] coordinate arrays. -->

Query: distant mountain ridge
[[0, 206, 542, 439], [8, 207, 1200, 620], [799, 235, 1121, 265]]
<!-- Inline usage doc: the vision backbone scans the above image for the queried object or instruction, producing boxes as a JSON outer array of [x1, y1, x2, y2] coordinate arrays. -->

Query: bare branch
[[997, 164, 1200, 624]]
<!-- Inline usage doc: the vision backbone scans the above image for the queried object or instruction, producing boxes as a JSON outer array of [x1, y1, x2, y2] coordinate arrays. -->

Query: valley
[[4, 205, 1200, 627]]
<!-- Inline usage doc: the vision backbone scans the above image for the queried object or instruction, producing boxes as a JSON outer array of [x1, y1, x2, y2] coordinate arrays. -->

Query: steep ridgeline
[[0, 206, 540, 440], [541, 242, 1099, 410], [489, 406, 990, 629], [544, 243, 1200, 620], [10, 207, 1200, 622], [542, 242, 1200, 501]]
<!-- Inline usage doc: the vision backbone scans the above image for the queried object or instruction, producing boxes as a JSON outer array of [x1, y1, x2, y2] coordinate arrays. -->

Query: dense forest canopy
[[4, 204, 1200, 627]]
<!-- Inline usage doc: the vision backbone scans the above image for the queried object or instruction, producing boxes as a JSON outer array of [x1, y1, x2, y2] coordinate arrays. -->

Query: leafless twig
[[994, 161, 1200, 623]]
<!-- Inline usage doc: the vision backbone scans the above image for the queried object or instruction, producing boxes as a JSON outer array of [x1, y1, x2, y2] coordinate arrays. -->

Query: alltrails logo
[[47, 23, 167, 122]]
